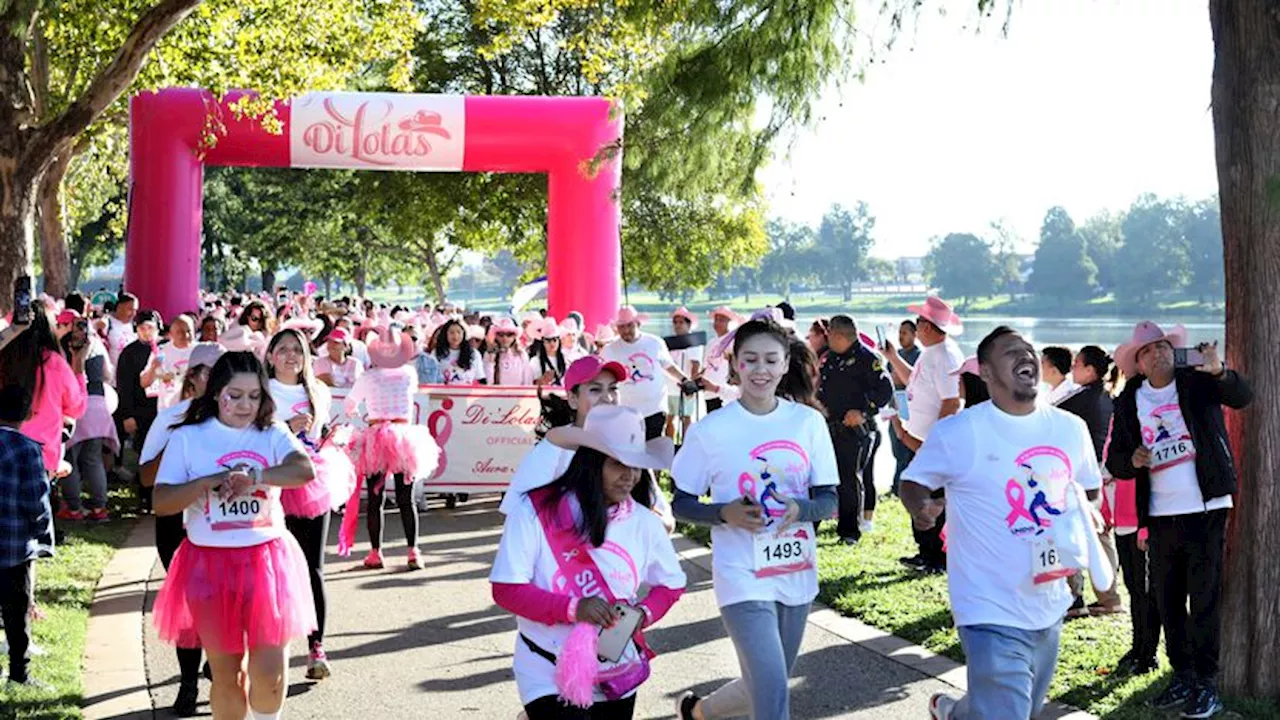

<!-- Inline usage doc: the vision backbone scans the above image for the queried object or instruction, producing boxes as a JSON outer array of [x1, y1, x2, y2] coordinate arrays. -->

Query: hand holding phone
[[1172, 347, 1204, 368], [596, 603, 644, 663]]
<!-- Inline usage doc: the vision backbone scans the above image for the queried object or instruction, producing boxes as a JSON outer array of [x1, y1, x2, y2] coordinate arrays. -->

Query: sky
[[758, 0, 1219, 259]]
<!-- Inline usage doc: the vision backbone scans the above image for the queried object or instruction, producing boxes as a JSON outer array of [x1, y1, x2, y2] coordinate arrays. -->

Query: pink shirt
[[486, 349, 533, 386], [21, 350, 88, 473], [344, 366, 416, 422], [315, 355, 362, 389]]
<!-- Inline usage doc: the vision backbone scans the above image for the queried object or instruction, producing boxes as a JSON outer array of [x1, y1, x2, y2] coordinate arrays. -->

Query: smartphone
[[13, 275, 32, 325], [875, 326, 885, 348], [1173, 347, 1205, 368], [596, 603, 644, 663]]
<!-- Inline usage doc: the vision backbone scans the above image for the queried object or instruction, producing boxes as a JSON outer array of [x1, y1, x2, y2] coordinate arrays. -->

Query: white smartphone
[[596, 603, 644, 663]]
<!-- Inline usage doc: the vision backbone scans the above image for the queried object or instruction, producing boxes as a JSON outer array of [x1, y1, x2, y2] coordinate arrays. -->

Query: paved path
[[138, 498, 1079, 719]]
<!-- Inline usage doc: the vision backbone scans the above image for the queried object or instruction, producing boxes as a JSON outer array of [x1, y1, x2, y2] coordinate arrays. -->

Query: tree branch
[[26, 0, 203, 166]]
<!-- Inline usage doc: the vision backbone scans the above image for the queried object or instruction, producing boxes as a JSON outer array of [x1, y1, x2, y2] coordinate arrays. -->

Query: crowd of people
[[0, 286, 1251, 720]]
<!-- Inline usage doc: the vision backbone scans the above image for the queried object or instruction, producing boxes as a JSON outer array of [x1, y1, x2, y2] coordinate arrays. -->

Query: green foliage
[[924, 232, 999, 306], [1115, 194, 1192, 307], [1181, 198, 1223, 300], [815, 202, 877, 301], [1027, 206, 1098, 303], [1078, 211, 1123, 293]]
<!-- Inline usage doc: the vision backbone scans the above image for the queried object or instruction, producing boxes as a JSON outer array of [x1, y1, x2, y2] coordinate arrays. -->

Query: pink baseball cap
[[55, 309, 82, 325], [564, 355, 629, 391], [326, 328, 350, 344]]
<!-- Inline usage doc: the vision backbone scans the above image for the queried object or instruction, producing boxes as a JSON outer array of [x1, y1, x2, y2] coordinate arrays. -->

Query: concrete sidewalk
[[137, 498, 1093, 719]]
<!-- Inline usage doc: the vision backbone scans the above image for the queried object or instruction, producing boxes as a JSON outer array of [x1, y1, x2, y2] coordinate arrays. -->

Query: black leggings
[[524, 694, 636, 719], [286, 513, 329, 647], [156, 513, 202, 683], [367, 473, 417, 550], [862, 428, 881, 514]]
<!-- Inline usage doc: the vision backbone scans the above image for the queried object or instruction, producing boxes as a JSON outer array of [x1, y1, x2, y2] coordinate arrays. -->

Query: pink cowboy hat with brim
[[708, 306, 744, 324], [612, 305, 649, 328], [671, 307, 696, 326], [278, 317, 324, 341], [550, 405, 674, 470], [466, 324, 486, 341], [487, 317, 520, 343], [559, 317, 582, 336], [593, 323, 619, 345], [532, 317, 563, 340], [367, 325, 417, 369], [907, 296, 964, 335], [1114, 321, 1188, 378]]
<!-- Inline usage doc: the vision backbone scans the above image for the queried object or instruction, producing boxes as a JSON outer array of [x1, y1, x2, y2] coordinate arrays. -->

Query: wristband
[[566, 596, 581, 623]]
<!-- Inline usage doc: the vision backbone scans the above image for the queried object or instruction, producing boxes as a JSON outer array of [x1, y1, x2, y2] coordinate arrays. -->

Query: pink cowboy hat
[[559, 317, 582, 336], [1114, 321, 1188, 378], [907, 296, 963, 335], [278, 317, 324, 341], [487, 317, 520, 343], [593, 323, 619, 345], [671, 306, 696, 326], [612, 305, 649, 328], [950, 355, 980, 377], [708, 306, 744, 323], [367, 326, 417, 369], [466, 324, 486, 341], [532, 317, 564, 340]]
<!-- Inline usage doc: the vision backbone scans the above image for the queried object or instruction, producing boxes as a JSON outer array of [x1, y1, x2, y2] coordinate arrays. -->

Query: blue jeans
[[700, 600, 810, 720], [953, 621, 1062, 720]]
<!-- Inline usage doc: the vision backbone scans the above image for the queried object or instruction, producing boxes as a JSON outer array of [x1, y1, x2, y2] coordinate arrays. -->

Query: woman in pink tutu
[[152, 351, 317, 720], [266, 324, 355, 681], [342, 326, 440, 570]]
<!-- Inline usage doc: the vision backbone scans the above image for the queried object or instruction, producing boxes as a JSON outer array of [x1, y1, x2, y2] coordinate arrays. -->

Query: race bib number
[[1150, 438, 1195, 472], [1031, 537, 1074, 586], [207, 485, 273, 532], [753, 526, 817, 578]]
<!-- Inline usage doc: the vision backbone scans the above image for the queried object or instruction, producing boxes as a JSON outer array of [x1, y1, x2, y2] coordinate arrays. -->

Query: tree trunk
[[1211, 0, 1280, 698], [423, 240, 447, 304], [35, 144, 72, 298], [260, 267, 276, 294], [0, 169, 40, 314]]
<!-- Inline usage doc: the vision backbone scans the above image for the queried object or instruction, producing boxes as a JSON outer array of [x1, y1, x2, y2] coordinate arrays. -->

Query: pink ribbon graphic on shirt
[[1004, 479, 1036, 527]]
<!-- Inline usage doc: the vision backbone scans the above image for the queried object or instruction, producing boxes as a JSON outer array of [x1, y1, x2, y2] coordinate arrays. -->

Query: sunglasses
[[247, 314, 264, 322]]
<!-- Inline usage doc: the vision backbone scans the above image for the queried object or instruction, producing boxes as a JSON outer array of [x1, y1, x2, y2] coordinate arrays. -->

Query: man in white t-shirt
[[902, 327, 1103, 720], [697, 306, 740, 413], [664, 307, 704, 437], [600, 306, 698, 440], [1105, 321, 1251, 719], [881, 296, 965, 573], [100, 292, 138, 367]]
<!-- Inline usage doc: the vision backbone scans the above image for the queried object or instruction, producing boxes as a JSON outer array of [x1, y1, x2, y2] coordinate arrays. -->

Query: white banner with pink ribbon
[[328, 385, 545, 494]]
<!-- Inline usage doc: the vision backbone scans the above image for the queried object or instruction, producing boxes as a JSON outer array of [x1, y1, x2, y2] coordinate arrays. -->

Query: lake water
[[797, 314, 1226, 356]]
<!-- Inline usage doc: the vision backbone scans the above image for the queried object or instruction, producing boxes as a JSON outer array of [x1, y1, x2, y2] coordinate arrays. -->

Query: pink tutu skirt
[[152, 536, 316, 654], [349, 421, 439, 479], [281, 445, 356, 519]]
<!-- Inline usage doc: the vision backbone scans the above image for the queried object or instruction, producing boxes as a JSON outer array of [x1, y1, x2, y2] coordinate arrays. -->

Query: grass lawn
[[0, 484, 139, 720], [679, 498, 1278, 719]]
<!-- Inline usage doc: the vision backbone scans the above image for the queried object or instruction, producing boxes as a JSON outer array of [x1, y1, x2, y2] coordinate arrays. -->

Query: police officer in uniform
[[818, 315, 893, 545]]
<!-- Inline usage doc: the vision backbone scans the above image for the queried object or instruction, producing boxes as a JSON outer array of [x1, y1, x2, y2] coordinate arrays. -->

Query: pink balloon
[[126, 89, 622, 328]]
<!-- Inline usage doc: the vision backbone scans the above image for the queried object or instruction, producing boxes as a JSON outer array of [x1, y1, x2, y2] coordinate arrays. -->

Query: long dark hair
[[176, 351, 277, 430], [731, 317, 826, 414], [961, 372, 990, 406], [432, 320, 473, 369], [533, 338, 566, 383], [266, 329, 320, 422], [535, 448, 654, 547], [238, 300, 268, 327], [0, 299, 60, 399]]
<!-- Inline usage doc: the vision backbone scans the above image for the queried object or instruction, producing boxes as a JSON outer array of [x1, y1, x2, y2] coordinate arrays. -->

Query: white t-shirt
[[268, 379, 331, 443], [314, 355, 362, 388], [105, 316, 137, 367], [155, 418, 307, 548], [148, 342, 193, 410], [440, 348, 486, 385], [672, 399, 839, 608], [702, 338, 737, 402], [139, 399, 191, 465], [666, 341, 703, 394], [528, 354, 565, 385], [903, 337, 964, 441], [601, 334, 675, 417], [903, 401, 1102, 630], [499, 440, 575, 515], [350, 339, 371, 369], [490, 493, 686, 705], [1137, 380, 1232, 516], [1044, 377, 1081, 408]]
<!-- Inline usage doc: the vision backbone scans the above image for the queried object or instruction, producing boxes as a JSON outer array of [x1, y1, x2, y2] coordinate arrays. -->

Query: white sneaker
[[859, 519, 875, 534], [27, 643, 46, 657], [929, 692, 959, 719]]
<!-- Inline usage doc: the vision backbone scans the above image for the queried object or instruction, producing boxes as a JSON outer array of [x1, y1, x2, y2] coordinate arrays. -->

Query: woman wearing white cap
[[672, 315, 839, 720], [490, 404, 687, 719]]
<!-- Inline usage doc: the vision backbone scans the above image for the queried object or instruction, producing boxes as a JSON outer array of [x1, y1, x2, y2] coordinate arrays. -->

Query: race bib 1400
[[206, 485, 273, 532]]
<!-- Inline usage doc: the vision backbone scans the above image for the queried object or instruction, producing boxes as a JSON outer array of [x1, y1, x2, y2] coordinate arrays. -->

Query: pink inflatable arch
[[126, 88, 623, 327]]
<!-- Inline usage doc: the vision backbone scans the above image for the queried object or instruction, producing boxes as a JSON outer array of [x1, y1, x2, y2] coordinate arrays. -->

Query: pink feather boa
[[555, 622, 599, 708]]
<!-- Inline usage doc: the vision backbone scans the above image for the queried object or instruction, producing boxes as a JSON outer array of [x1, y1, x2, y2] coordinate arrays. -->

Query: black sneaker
[[202, 661, 212, 681], [1181, 683, 1224, 719], [675, 691, 700, 720], [1152, 674, 1196, 710], [1115, 652, 1158, 676], [839, 536, 859, 546], [174, 679, 199, 717], [899, 554, 927, 569], [1066, 596, 1091, 619]]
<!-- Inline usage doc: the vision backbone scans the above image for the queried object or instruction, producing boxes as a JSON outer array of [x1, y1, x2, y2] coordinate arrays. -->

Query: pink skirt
[[281, 445, 356, 519], [152, 536, 316, 654], [349, 422, 440, 479]]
